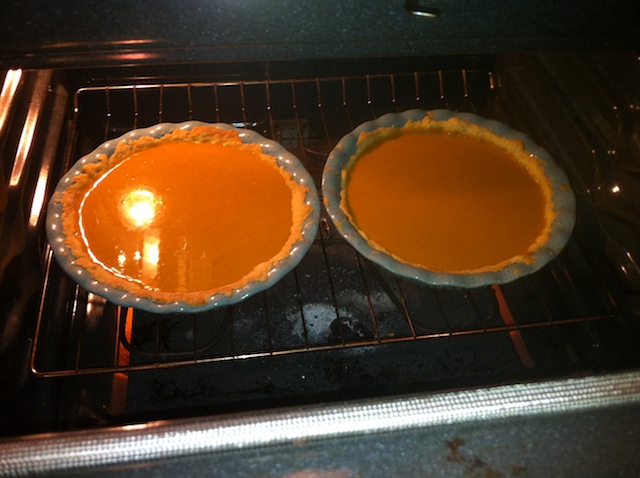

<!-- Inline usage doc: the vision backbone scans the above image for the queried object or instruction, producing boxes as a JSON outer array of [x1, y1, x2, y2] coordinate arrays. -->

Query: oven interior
[[1, 50, 639, 443]]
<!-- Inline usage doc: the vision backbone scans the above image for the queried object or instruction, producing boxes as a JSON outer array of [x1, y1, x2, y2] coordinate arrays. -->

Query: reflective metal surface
[[1, 371, 639, 476]]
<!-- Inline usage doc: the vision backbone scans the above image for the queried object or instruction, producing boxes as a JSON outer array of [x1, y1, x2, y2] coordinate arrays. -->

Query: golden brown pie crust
[[339, 116, 557, 275], [58, 126, 312, 306]]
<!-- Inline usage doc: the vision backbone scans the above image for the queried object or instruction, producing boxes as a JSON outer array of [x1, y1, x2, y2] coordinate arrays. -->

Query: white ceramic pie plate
[[322, 109, 576, 288], [46, 121, 320, 313]]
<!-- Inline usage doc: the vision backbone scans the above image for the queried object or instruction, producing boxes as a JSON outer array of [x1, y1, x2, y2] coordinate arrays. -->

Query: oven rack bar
[[30, 67, 618, 377]]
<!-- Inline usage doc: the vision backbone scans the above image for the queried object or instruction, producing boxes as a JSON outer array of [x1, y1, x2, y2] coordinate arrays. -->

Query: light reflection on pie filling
[[78, 140, 296, 294], [341, 128, 555, 274]]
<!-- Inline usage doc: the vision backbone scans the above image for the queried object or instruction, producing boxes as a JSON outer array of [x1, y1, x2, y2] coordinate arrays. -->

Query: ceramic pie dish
[[47, 121, 320, 313], [322, 109, 576, 288]]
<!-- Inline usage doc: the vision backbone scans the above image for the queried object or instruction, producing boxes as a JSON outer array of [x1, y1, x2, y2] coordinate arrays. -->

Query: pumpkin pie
[[339, 115, 558, 275], [54, 125, 314, 307]]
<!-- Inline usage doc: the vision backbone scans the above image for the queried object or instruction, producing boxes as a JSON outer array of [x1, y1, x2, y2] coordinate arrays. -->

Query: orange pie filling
[[58, 126, 312, 305], [340, 117, 557, 274]]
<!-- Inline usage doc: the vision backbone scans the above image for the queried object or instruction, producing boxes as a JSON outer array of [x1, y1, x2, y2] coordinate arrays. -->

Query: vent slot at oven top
[[30, 61, 623, 379]]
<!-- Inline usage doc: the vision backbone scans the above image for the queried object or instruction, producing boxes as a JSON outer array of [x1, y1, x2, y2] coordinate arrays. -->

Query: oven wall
[[1, 0, 639, 69]]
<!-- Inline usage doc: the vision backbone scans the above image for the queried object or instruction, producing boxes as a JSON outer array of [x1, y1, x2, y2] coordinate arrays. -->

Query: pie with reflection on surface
[[340, 116, 557, 275], [58, 126, 313, 306]]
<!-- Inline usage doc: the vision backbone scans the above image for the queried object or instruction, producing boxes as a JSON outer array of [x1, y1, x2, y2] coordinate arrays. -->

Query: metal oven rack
[[31, 65, 619, 378]]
